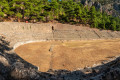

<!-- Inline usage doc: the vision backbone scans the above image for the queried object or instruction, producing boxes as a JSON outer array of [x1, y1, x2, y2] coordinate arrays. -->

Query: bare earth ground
[[15, 39, 120, 72]]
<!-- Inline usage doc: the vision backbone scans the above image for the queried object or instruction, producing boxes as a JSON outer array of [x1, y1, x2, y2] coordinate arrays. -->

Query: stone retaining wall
[[0, 22, 120, 47]]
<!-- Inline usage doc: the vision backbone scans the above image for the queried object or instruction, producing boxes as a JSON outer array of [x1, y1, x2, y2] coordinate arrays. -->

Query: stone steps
[[1, 22, 120, 46]]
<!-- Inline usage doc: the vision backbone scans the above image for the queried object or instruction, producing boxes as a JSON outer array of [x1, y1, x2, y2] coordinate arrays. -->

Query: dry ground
[[15, 39, 120, 72]]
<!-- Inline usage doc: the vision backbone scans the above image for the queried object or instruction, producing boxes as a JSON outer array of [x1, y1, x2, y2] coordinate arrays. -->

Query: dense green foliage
[[0, 0, 120, 31]]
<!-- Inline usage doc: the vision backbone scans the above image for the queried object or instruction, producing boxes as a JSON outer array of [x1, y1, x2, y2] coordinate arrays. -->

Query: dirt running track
[[15, 39, 120, 72]]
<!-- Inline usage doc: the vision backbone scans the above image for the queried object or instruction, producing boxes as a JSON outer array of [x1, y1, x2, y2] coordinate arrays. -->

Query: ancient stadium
[[1, 22, 120, 80]]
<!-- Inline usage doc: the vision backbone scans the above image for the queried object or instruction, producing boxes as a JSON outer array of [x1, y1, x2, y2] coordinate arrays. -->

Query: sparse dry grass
[[15, 39, 120, 72]]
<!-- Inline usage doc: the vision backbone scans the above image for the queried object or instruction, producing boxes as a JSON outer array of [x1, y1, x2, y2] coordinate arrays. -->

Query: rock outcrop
[[78, 0, 120, 17]]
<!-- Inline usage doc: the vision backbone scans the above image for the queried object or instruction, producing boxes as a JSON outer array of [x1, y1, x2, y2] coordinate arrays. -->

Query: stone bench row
[[52, 30, 120, 40], [2, 30, 120, 42]]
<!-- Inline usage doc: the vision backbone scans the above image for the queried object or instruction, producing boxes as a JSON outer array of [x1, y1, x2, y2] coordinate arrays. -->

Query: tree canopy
[[0, 0, 120, 31]]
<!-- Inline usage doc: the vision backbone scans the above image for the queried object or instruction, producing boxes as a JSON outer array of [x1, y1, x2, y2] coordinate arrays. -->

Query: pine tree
[[9, 0, 29, 21], [0, 0, 10, 19], [74, 3, 82, 23], [50, 0, 59, 19], [0, 0, 119, 31]]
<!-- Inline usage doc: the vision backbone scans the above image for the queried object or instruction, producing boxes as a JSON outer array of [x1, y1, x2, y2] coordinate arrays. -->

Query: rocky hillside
[[79, 0, 120, 17]]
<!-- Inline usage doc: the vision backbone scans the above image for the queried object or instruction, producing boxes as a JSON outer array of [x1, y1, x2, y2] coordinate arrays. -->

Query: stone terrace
[[0, 22, 120, 46], [1, 22, 120, 80]]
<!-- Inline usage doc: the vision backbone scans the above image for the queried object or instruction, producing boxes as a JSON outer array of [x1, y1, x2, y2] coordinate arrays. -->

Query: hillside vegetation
[[0, 0, 120, 31]]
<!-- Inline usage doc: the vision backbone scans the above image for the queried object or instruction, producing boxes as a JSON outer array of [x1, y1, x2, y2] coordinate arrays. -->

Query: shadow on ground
[[0, 37, 120, 80]]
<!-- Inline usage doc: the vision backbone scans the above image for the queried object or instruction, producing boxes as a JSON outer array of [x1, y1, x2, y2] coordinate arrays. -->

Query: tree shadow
[[0, 37, 38, 69], [0, 37, 12, 53], [5, 53, 38, 69]]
